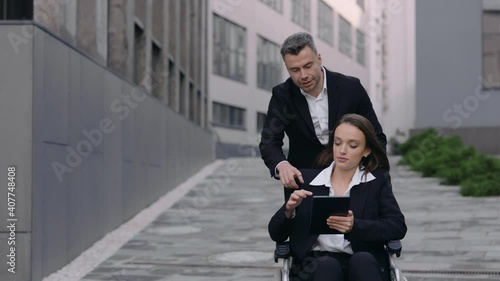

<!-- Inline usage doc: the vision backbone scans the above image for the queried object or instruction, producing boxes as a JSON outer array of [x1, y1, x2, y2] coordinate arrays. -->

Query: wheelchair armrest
[[386, 240, 402, 258], [274, 241, 291, 263]]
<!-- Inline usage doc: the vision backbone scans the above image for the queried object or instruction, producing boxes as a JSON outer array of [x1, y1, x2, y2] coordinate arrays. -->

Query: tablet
[[309, 196, 350, 235]]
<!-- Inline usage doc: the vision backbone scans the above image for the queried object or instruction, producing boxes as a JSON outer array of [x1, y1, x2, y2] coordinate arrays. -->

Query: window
[[291, 0, 310, 30], [60, 0, 77, 40], [213, 102, 246, 129], [260, 0, 282, 13], [339, 16, 352, 57], [168, 60, 177, 108], [356, 30, 365, 65], [257, 112, 267, 132], [0, 0, 4, 18], [0, 0, 33, 19], [213, 14, 247, 82], [179, 72, 186, 115], [318, 1, 333, 45], [96, 0, 108, 63], [151, 43, 162, 97], [134, 23, 146, 85], [257, 36, 282, 91], [357, 0, 365, 10], [482, 9, 500, 88]]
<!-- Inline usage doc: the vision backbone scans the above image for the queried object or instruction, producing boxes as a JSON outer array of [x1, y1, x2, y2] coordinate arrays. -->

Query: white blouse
[[309, 162, 375, 254]]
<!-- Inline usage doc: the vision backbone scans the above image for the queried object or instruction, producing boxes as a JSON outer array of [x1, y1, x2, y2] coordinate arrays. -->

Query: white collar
[[309, 162, 376, 188], [300, 66, 327, 98]]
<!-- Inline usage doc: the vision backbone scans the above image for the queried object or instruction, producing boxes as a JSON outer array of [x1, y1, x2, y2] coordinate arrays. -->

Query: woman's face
[[333, 123, 371, 171]]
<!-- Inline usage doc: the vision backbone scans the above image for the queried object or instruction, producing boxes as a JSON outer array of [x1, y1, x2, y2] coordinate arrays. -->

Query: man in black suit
[[259, 32, 386, 188]]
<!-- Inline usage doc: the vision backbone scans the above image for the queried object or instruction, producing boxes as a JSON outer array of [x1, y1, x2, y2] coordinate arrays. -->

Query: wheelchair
[[273, 240, 406, 281]]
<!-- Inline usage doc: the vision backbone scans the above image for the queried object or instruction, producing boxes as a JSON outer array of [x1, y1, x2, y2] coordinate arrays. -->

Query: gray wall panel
[[0, 25, 33, 235], [121, 160, 137, 221], [43, 33, 69, 145], [415, 0, 500, 128], [121, 83, 137, 162], [41, 144, 70, 278], [1, 23, 213, 281], [32, 25, 45, 281], [66, 149, 85, 261], [102, 74, 124, 233], [78, 152, 105, 245], [80, 59, 105, 153]]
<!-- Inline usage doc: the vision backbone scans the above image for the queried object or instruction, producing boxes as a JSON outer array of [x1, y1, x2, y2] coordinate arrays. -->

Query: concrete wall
[[415, 0, 500, 129], [378, 0, 416, 150], [0, 23, 214, 281], [0, 24, 34, 281], [411, 0, 500, 154]]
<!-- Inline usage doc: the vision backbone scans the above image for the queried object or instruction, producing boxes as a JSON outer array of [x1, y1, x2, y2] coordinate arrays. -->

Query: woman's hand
[[326, 210, 354, 233], [285, 190, 312, 218]]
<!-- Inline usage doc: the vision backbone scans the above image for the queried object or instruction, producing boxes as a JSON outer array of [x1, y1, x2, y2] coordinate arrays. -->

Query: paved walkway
[[53, 157, 500, 281]]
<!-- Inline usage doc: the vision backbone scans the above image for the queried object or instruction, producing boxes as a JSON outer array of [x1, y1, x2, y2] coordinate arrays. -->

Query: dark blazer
[[259, 69, 387, 177], [268, 168, 407, 270]]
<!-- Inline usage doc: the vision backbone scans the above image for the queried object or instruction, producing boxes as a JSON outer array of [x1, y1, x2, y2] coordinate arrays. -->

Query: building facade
[[208, 0, 500, 156], [208, 0, 380, 158], [0, 0, 209, 126]]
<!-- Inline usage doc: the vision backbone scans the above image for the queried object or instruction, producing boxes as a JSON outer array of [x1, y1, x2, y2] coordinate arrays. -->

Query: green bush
[[461, 173, 500, 197], [398, 129, 500, 197]]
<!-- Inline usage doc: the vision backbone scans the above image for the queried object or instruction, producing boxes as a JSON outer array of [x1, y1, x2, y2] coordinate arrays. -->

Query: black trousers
[[291, 251, 389, 281]]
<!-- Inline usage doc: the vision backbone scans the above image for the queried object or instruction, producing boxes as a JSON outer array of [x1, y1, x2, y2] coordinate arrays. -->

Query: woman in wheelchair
[[269, 114, 407, 281]]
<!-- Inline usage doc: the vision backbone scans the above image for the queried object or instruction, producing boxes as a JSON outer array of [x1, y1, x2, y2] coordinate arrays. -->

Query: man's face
[[283, 46, 324, 96]]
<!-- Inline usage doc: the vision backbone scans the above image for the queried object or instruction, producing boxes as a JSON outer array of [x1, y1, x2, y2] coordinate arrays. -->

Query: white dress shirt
[[300, 66, 329, 145], [309, 162, 376, 254]]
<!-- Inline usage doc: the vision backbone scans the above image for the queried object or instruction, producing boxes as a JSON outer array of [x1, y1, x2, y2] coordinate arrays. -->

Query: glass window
[[134, 23, 146, 84], [0, 0, 4, 19], [213, 102, 246, 129], [357, 0, 365, 10], [257, 112, 267, 132], [291, 0, 310, 30], [318, 1, 334, 45], [151, 43, 162, 97], [260, 0, 282, 13], [482, 10, 500, 88], [213, 14, 247, 82], [257, 36, 282, 91], [356, 29, 365, 65], [339, 16, 352, 57]]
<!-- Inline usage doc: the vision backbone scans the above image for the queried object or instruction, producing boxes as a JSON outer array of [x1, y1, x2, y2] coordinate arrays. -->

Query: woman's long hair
[[314, 114, 390, 173]]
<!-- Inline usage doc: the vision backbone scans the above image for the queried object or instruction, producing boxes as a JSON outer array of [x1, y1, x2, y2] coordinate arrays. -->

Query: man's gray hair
[[280, 32, 317, 57]]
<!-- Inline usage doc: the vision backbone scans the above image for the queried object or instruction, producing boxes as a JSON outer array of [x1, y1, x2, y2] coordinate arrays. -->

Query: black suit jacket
[[259, 69, 386, 177], [268, 168, 407, 268]]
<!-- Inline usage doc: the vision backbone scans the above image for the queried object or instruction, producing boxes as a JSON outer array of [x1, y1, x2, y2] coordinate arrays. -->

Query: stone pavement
[[74, 156, 500, 281]]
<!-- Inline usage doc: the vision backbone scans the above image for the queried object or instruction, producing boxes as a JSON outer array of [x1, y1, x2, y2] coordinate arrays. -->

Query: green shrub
[[398, 129, 500, 197], [460, 173, 500, 197], [398, 129, 438, 156]]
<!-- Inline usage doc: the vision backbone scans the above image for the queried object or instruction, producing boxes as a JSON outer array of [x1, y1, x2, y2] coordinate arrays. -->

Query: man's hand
[[277, 162, 304, 189], [326, 210, 354, 233], [285, 189, 313, 218]]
